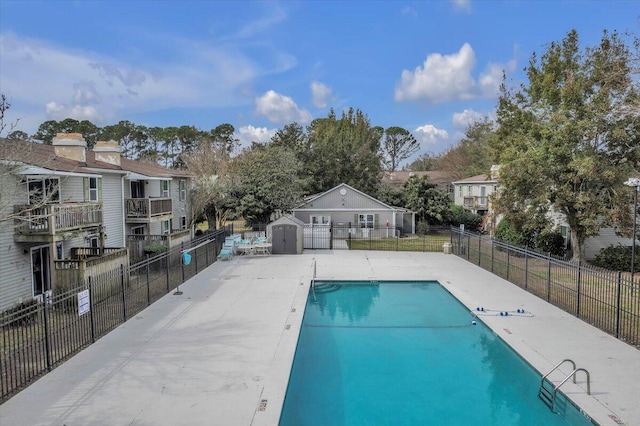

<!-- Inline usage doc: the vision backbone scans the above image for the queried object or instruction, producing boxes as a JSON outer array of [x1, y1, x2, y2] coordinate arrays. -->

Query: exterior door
[[273, 225, 297, 254], [31, 245, 51, 300]]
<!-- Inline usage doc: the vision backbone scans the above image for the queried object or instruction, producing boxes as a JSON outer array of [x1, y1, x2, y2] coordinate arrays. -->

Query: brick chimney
[[52, 133, 87, 162], [93, 140, 121, 166]]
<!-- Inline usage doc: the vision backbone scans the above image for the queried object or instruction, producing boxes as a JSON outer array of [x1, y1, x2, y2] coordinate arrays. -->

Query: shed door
[[273, 225, 297, 254]]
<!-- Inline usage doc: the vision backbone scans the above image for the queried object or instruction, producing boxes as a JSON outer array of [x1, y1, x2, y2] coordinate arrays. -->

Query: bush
[[143, 243, 167, 256], [592, 244, 640, 272], [416, 221, 430, 235], [534, 231, 566, 257], [449, 205, 482, 231], [494, 219, 529, 247], [1, 299, 39, 326]]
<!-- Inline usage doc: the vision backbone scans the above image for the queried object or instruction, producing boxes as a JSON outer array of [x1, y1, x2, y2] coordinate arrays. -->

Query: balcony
[[14, 202, 103, 243], [125, 198, 172, 223], [54, 247, 129, 288], [463, 196, 489, 211]]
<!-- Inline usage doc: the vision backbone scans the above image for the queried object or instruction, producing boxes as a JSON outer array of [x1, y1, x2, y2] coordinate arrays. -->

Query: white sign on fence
[[78, 289, 90, 316]]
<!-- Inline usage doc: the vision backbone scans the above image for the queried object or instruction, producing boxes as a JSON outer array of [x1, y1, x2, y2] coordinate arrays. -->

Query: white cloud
[[478, 59, 517, 97], [45, 101, 102, 122], [452, 109, 484, 130], [395, 43, 517, 104], [310, 81, 332, 109], [255, 90, 312, 124], [236, 125, 277, 149], [413, 124, 449, 145], [395, 43, 477, 103], [451, 0, 472, 13], [0, 31, 296, 132]]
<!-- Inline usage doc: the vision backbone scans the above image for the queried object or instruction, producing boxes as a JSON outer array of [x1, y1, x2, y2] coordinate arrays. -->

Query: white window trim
[[89, 177, 99, 202], [162, 220, 171, 235], [358, 214, 374, 229], [161, 181, 170, 198], [310, 215, 331, 225], [179, 180, 186, 201]]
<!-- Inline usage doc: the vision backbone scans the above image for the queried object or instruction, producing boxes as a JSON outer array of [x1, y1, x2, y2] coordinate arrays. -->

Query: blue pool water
[[279, 281, 594, 426]]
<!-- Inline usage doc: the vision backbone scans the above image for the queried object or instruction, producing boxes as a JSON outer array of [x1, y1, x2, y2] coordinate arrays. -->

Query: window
[[179, 180, 186, 201], [162, 220, 170, 235], [358, 214, 375, 229], [467, 185, 472, 196], [180, 216, 187, 230], [458, 186, 462, 197], [310, 215, 330, 225], [56, 242, 64, 260], [88, 177, 99, 202], [131, 225, 145, 235], [161, 181, 170, 198], [88, 236, 99, 248], [28, 177, 60, 204], [130, 181, 144, 198]]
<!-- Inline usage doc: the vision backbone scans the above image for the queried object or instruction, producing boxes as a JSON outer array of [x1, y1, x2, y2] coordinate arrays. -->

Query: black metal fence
[[340, 225, 451, 251], [452, 228, 640, 348], [0, 226, 231, 403]]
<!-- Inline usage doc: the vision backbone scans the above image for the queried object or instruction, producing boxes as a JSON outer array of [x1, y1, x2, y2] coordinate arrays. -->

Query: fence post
[[615, 271, 622, 338], [42, 294, 52, 372], [89, 276, 96, 343], [524, 249, 529, 291], [576, 260, 582, 317], [206, 240, 210, 267], [181, 242, 185, 283], [194, 244, 199, 274], [491, 239, 494, 273], [165, 250, 170, 293], [467, 234, 470, 260], [120, 264, 127, 321], [546, 252, 552, 302], [506, 247, 510, 281], [146, 254, 151, 306], [478, 235, 481, 266]]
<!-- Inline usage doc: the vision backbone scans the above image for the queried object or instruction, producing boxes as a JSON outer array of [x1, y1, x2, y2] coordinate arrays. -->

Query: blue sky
[[1, 1, 638, 160]]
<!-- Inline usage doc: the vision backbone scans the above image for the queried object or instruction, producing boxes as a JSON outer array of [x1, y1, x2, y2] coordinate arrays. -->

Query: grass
[[348, 234, 450, 251]]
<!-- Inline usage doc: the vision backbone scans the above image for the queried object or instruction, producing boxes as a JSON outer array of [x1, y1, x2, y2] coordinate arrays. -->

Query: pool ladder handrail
[[311, 259, 316, 288], [538, 359, 591, 412]]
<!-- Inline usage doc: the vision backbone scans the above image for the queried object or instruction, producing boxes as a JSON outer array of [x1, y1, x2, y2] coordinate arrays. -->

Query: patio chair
[[218, 242, 234, 261]]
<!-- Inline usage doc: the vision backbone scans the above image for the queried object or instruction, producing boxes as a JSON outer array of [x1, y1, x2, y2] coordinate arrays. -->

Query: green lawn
[[347, 235, 450, 252]]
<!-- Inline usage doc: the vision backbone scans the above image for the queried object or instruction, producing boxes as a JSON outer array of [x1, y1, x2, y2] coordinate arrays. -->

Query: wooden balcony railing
[[54, 247, 129, 286], [14, 202, 103, 236], [463, 196, 488, 209], [126, 198, 172, 220]]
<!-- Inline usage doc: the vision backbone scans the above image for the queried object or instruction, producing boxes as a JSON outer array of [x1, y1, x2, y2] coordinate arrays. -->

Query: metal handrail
[[554, 368, 591, 397], [540, 358, 576, 386]]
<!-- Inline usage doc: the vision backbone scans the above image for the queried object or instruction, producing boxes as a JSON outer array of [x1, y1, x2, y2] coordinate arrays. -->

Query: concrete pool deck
[[1, 251, 639, 426]]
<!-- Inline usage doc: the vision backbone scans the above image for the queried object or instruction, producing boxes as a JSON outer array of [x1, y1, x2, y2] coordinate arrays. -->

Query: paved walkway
[[1, 251, 639, 426]]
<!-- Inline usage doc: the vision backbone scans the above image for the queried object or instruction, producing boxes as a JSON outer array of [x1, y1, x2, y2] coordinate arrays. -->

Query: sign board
[[78, 289, 90, 316]]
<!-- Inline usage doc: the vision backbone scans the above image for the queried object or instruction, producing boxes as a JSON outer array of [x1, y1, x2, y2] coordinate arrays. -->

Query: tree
[[404, 152, 436, 171], [229, 144, 308, 224], [0, 94, 20, 137], [381, 126, 419, 171], [403, 175, 451, 225], [491, 29, 640, 261], [305, 108, 383, 195], [182, 140, 230, 230], [98, 120, 148, 160], [33, 118, 100, 147], [433, 118, 495, 180], [210, 123, 239, 154]]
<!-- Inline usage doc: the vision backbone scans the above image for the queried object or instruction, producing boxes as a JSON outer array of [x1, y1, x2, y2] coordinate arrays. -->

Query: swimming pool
[[279, 281, 594, 425]]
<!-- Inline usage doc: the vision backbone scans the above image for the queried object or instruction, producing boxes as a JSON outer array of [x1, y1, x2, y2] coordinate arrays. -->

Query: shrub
[[143, 243, 167, 256], [416, 221, 430, 235], [449, 205, 482, 231], [534, 231, 566, 257], [1, 299, 39, 327], [592, 244, 640, 272]]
